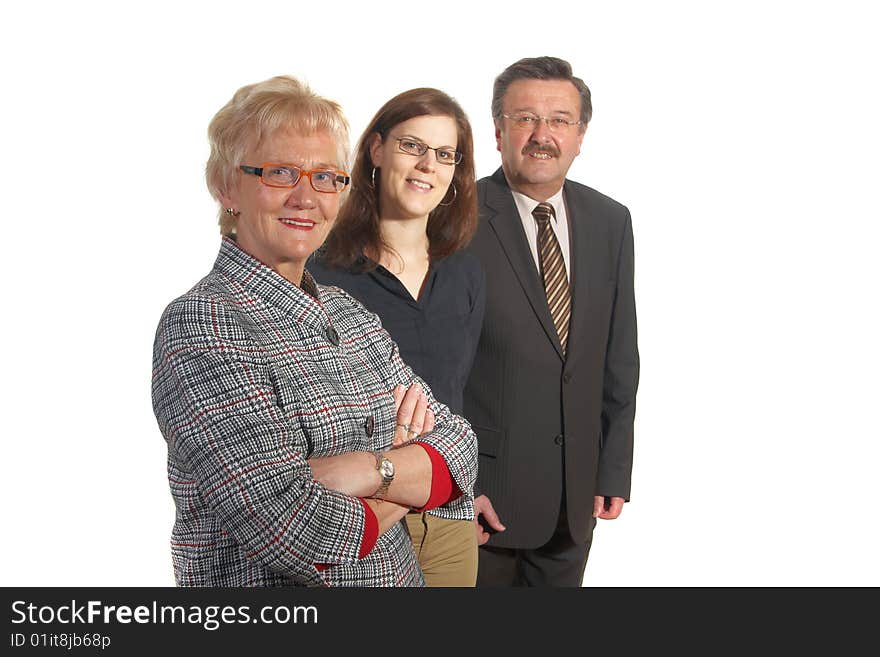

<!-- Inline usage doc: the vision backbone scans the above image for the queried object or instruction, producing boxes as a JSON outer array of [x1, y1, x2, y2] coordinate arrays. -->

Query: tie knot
[[532, 202, 555, 225]]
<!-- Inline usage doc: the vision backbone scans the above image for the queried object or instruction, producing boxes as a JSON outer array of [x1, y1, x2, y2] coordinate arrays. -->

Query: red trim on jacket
[[411, 442, 461, 511]]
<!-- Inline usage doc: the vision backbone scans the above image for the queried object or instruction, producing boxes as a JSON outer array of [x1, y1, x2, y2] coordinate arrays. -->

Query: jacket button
[[326, 326, 340, 346], [364, 416, 374, 438], [562, 373, 572, 384], [554, 434, 564, 446]]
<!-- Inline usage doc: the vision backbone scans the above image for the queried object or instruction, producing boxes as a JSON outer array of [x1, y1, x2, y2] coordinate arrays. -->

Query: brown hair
[[491, 56, 592, 128], [321, 88, 478, 269], [206, 75, 350, 236]]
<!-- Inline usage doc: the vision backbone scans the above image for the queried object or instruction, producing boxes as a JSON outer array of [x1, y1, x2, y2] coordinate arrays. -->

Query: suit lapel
[[485, 169, 564, 360], [563, 181, 597, 359]]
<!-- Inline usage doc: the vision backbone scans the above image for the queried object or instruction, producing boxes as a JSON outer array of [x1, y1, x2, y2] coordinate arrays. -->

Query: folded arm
[[312, 287, 479, 518], [308, 382, 445, 509]]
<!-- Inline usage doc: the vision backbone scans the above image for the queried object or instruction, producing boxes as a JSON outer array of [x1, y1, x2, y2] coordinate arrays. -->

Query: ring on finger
[[397, 423, 411, 432]]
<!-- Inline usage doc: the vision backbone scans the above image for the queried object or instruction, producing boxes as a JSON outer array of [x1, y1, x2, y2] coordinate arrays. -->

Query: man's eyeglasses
[[395, 137, 462, 165], [240, 164, 351, 193], [501, 113, 583, 132]]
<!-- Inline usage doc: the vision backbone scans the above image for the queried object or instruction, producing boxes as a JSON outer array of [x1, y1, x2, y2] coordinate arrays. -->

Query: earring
[[369, 167, 378, 189], [438, 183, 457, 207], [225, 207, 240, 217]]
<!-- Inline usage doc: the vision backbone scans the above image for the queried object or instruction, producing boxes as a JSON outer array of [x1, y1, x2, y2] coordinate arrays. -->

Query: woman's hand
[[392, 383, 435, 447]]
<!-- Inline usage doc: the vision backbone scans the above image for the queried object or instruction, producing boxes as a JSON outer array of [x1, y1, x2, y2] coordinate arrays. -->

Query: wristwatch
[[372, 451, 395, 498]]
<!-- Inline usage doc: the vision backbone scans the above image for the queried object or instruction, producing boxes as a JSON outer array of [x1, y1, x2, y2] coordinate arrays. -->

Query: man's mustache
[[522, 142, 560, 157]]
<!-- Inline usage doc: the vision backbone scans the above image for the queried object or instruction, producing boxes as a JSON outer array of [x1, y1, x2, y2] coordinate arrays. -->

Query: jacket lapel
[[563, 181, 597, 360], [485, 169, 564, 360]]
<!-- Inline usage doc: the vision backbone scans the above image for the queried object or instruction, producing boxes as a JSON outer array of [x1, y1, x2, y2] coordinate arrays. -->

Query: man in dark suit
[[464, 56, 639, 586]]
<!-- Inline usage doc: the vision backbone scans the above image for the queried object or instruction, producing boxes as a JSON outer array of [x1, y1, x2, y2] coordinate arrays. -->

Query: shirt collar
[[510, 187, 566, 223]]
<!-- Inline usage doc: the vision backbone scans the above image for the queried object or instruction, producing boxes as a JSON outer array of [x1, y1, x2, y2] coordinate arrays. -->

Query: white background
[[2, 0, 878, 586]]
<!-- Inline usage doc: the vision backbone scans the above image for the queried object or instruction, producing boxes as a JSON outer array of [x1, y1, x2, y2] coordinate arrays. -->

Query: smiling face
[[370, 114, 458, 223], [220, 126, 343, 285], [496, 79, 586, 201]]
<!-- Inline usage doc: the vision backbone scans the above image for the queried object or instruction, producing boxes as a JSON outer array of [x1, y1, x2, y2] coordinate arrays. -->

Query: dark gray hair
[[491, 56, 592, 127]]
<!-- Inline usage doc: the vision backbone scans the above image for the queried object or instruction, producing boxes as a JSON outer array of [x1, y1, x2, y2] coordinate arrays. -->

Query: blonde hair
[[206, 75, 350, 236]]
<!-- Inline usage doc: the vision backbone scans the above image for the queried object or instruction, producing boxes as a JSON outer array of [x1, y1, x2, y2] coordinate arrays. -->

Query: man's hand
[[474, 494, 505, 545], [392, 383, 435, 446], [593, 495, 625, 519]]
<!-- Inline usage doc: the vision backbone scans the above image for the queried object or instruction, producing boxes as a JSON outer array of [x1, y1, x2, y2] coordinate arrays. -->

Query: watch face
[[380, 459, 394, 478]]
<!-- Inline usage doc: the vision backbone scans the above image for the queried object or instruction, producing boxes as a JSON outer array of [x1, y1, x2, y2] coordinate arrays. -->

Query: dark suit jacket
[[463, 168, 639, 549]]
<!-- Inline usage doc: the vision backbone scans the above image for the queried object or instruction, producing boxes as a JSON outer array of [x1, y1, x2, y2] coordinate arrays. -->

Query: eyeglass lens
[[396, 138, 461, 165], [506, 114, 579, 131]]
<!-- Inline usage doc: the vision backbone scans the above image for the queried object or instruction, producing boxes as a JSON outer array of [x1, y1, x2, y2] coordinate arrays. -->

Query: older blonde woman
[[151, 76, 477, 587]]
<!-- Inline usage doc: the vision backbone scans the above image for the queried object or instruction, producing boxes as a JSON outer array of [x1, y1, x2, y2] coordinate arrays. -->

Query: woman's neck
[[376, 216, 430, 273], [374, 216, 431, 300]]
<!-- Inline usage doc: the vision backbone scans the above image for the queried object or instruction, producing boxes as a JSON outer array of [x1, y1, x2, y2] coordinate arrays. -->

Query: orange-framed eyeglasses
[[240, 163, 350, 193]]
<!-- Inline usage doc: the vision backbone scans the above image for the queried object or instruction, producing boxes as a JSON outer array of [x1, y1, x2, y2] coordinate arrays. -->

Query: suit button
[[326, 326, 340, 346], [364, 416, 374, 438], [562, 373, 572, 384], [554, 434, 564, 446]]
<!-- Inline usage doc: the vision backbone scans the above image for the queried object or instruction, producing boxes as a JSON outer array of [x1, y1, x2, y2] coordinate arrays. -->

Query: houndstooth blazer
[[152, 238, 477, 587]]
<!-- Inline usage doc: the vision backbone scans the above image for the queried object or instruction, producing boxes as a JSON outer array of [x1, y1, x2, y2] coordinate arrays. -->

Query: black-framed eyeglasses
[[394, 137, 462, 165], [239, 163, 351, 193], [501, 113, 583, 132]]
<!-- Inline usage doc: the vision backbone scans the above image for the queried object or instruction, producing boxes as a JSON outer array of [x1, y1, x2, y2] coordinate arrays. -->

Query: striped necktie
[[533, 202, 571, 355]]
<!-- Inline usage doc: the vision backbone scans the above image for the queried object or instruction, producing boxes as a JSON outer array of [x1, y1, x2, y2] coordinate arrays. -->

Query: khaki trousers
[[405, 512, 477, 587]]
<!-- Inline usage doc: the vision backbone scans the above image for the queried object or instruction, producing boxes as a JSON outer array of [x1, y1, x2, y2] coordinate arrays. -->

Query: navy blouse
[[309, 250, 486, 415]]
